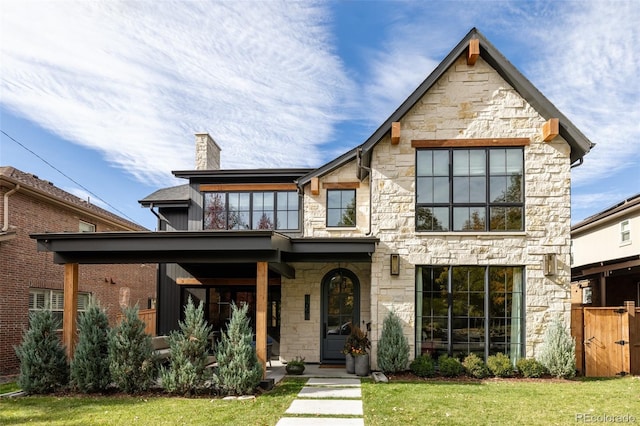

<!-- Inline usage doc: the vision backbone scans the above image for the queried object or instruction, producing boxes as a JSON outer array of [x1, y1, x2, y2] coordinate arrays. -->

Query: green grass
[[362, 377, 640, 425], [0, 379, 306, 425], [0, 382, 20, 394], [1, 377, 638, 425]]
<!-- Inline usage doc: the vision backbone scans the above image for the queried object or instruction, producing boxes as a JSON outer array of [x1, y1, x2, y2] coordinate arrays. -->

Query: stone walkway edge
[[276, 377, 364, 426]]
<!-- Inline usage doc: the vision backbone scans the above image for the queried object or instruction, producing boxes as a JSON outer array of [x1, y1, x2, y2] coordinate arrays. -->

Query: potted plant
[[285, 356, 305, 375], [343, 324, 371, 376]]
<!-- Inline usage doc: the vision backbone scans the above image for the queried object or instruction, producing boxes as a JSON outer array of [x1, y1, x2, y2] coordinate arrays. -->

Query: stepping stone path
[[276, 378, 364, 426]]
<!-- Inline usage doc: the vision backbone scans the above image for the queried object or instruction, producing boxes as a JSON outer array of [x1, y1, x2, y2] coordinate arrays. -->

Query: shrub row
[[409, 353, 548, 379], [15, 298, 262, 396]]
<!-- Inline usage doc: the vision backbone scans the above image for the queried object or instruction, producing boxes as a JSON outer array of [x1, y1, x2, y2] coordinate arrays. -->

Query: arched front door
[[321, 268, 360, 363]]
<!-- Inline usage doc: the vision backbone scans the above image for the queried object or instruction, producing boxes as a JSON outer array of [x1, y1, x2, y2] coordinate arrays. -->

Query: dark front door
[[321, 268, 360, 363]]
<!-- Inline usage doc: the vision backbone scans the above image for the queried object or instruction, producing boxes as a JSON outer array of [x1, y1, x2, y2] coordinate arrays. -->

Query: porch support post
[[600, 273, 607, 306], [63, 263, 79, 359], [256, 261, 268, 377]]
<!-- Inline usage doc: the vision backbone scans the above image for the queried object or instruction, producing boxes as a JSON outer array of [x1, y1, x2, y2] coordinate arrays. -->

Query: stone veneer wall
[[286, 54, 572, 368], [369, 56, 572, 368], [279, 262, 371, 363]]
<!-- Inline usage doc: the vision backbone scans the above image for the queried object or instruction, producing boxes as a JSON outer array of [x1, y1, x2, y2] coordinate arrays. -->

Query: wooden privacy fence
[[116, 308, 157, 336], [571, 301, 639, 377]]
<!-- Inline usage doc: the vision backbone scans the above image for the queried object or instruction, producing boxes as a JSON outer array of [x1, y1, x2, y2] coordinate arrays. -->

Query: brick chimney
[[195, 133, 221, 170]]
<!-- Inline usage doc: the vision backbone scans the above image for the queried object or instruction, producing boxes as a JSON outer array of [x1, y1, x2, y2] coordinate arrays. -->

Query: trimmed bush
[[15, 310, 69, 394], [108, 305, 156, 394], [410, 354, 435, 377], [486, 353, 514, 378], [516, 358, 547, 378], [438, 354, 464, 377], [463, 353, 489, 378], [214, 303, 263, 395], [70, 301, 111, 393], [538, 317, 576, 378], [161, 296, 213, 395], [377, 311, 410, 374]]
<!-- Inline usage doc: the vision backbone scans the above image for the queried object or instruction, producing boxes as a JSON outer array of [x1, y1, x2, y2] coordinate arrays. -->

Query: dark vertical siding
[[188, 183, 203, 231], [157, 207, 190, 335]]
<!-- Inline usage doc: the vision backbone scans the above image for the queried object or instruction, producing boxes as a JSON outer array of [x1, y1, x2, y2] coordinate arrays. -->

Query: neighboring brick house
[[33, 28, 593, 370], [0, 166, 156, 375]]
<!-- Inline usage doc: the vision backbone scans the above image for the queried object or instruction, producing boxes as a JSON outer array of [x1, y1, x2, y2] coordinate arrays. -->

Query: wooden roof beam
[[391, 122, 401, 145], [542, 118, 559, 142], [467, 39, 480, 65]]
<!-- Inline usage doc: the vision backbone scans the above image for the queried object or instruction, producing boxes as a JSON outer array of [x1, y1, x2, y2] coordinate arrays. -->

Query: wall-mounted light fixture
[[304, 294, 310, 321], [543, 253, 557, 276], [390, 254, 400, 276]]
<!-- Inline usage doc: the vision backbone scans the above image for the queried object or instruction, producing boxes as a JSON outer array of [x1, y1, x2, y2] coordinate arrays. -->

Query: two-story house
[[32, 28, 593, 370], [571, 194, 639, 307], [1, 166, 157, 375]]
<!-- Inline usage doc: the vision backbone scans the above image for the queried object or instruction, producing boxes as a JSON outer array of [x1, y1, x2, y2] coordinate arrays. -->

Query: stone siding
[[289, 55, 572, 368]]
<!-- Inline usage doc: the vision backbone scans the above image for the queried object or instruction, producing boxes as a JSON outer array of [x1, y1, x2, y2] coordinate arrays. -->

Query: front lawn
[[362, 377, 639, 425], [1, 377, 637, 425]]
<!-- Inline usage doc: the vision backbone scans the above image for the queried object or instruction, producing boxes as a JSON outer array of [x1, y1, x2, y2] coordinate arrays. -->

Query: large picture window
[[416, 266, 524, 362], [203, 191, 299, 231], [416, 148, 523, 231]]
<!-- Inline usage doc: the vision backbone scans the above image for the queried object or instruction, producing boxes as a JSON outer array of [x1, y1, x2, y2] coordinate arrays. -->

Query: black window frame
[[415, 147, 524, 232], [326, 189, 356, 228], [203, 190, 300, 231]]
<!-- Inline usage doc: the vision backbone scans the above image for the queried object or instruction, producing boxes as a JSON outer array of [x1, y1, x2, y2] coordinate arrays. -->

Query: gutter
[[2, 184, 20, 232]]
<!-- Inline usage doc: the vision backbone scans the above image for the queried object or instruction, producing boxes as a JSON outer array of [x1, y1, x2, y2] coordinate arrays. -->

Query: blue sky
[[1, 0, 638, 231]]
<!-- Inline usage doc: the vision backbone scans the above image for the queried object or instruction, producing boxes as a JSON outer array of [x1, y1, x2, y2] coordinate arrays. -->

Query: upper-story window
[[79, 221, 96, 232], [327, 189, 356, 227], [620, 220, 631, 245], [203, 191, 299, 230], [416, 148, 523, 232]]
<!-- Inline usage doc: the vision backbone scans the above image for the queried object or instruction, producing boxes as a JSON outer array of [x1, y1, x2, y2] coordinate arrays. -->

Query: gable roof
[[297, 27, 594, 186], [572, 193, 640, 234], [0, 166, 147, 231]]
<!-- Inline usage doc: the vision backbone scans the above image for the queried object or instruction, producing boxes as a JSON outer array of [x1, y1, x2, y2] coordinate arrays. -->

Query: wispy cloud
[[516, 1, 640, 187], [1, 1, 352, 185]]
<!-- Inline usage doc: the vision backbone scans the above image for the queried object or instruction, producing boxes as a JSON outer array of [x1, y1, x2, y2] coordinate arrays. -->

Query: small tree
[[538, 317, 576, 378], [161, 296, 213, 395], [108, 305, 156, 393], [15, 310, 69, 394], [70, 300, 111, 393], [214, 303, 263, 395], [377, 310, 410, 374]]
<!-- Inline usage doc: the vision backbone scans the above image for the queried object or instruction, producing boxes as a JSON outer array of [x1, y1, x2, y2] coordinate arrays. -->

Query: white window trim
[[29, 289, 91, 329], [79, 220, 96, 232], [620, 220, 631, 246]]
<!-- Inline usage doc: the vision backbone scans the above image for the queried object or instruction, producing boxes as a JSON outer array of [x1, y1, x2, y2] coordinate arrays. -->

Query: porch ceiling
[[30, 231, 378, 267]]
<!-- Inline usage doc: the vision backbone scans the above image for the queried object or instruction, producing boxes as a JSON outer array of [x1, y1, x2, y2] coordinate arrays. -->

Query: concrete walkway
[[276, 377, 364, 426]]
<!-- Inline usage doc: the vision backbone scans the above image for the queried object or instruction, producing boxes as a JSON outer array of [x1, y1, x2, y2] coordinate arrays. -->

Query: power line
[[1, 129, 142, 226]]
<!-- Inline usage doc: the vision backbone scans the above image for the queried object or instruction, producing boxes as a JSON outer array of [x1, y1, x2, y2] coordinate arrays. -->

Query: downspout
[[149, 203, 165, 231], [357, 147, 373, 236], [2, 184, 20, 232]]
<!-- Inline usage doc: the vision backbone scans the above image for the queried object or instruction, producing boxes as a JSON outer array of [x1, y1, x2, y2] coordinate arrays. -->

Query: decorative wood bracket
[[467, 39, 479, 65], [311, 177, 320, 195], [542, 118, 559, 142], [391, 122, 401, 145]]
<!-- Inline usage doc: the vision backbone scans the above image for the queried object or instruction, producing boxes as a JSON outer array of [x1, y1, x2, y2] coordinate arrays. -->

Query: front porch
[[31, 230, 377, 373]]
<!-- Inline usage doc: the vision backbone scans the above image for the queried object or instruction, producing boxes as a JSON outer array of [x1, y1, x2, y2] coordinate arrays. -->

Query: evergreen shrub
[[409, 354, 435, 377], [161, 296, 213, 395], [486, 353, 514, 377], [516, 358, 547, 378], [377, 310, 410, 374], [214, 303, 263, 395], [538, 317, 576, 378], [70, 301, 111, 393], [463, 353, 490, 378], [108, 305, 156, 394], [438, 354, 464, 377], [15, 310, 69, 394]]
